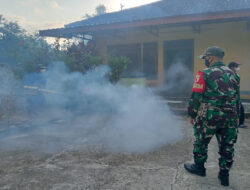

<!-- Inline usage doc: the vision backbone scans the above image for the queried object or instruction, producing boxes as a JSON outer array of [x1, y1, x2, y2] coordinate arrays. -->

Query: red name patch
[[192, 71, 205, 93]]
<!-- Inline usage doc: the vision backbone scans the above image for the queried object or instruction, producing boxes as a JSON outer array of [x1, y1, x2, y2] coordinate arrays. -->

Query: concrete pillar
[[158, 41, 164, 86]]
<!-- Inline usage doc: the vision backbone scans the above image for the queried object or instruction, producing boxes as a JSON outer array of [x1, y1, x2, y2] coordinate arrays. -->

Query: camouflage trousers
[[193, 117, 238, 171]]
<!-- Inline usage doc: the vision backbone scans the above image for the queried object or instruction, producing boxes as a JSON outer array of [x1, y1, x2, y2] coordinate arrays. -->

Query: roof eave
[[39, 9, 250, 38]]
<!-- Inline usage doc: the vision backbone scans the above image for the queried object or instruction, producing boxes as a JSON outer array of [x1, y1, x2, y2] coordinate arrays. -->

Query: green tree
[[0, 15, 53, 78], [55, 39, 131, 83], [63, 40, 102, 73], [107, 56, 131, 83]]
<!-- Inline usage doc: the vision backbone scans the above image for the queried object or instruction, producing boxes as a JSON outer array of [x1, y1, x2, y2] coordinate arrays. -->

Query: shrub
[[107, 56, 131, 83]]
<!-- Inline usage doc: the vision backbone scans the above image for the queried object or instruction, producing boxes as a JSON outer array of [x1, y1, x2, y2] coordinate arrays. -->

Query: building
[[40, 0, 250, 99]]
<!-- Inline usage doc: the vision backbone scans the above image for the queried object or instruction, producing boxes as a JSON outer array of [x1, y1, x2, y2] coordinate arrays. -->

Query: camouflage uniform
[[188, 62, 240, 171]]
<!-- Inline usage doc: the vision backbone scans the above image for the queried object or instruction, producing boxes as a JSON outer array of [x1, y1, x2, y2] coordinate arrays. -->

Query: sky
[[0, 0, 160, 33]]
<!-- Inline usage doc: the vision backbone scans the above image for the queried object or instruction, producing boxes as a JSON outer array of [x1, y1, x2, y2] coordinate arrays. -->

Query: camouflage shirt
[[234, 72, 241, 105], [188, 62, 240, 120]]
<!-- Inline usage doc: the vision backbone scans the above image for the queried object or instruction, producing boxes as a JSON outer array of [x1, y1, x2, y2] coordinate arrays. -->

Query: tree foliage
[[107, 56, 131, 83], [64, 40, 102, 73], [0, 14, 130, 83], [0, 15, 52, 78], [58, 39, 131, 83]]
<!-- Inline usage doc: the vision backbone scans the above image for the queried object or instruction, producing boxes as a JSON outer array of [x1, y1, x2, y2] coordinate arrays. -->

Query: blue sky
[[0, 0, 159, 33]]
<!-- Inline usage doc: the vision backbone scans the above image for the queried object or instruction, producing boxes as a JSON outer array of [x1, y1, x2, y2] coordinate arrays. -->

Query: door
[[163, 39, 194, 97]]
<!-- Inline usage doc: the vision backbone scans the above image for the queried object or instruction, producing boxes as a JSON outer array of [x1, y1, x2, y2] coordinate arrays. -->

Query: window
[[142, 42, 158, 79], [108, 42, 158, 79], [163, 39, 194, 96]]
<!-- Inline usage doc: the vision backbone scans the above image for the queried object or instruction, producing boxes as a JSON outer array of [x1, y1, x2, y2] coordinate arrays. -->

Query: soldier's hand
[[190, 118, 196, 125]]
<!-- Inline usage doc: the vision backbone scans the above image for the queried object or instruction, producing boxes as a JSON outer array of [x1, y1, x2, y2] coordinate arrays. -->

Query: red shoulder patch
[[192, 71, 205, 93]]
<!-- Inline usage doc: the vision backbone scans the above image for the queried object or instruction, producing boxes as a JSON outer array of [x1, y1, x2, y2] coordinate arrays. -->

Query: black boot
[[184, 162, 206, 176], [218, 170, 229, 186]]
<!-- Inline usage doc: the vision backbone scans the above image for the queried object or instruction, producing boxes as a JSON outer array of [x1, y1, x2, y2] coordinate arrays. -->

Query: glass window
[[108, 42, 158, 79], [143, 42, 158, 80]]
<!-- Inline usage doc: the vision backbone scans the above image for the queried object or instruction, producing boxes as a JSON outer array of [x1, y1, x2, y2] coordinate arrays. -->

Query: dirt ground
[[0, 115, 249, 190]]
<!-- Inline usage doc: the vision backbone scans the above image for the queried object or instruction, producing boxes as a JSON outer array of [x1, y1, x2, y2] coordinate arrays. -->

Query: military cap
[[228, 62, 241, 69], [198, 46, 225, 59]]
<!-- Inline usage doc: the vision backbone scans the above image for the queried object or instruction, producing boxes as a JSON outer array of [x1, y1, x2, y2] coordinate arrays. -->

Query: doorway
[[163, 39, 194, 97]]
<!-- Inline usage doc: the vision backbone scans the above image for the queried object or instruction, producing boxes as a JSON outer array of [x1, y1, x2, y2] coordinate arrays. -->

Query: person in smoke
[[228, 62, 247, 128], [23, 65, 46, 115], [184, 46, 239, 186]]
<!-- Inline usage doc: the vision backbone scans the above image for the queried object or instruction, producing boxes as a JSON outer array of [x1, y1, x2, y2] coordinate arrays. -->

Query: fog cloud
[[0, 62, 182, 153]]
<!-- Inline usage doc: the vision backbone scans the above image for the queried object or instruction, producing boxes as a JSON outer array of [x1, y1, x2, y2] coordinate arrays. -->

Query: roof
[[66, 0, 250, 28], [39, 0, 250, 37]]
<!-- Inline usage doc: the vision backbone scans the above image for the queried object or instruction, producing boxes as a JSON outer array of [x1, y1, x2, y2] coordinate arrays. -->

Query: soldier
[[184, 46, 240, 186], [228, 62, 248, 128]]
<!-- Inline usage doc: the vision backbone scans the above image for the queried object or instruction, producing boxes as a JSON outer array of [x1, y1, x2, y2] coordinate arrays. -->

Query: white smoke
[[161, 61, 193, 96], [0, 62, 183, 153], [0, 66, 18, 97]]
